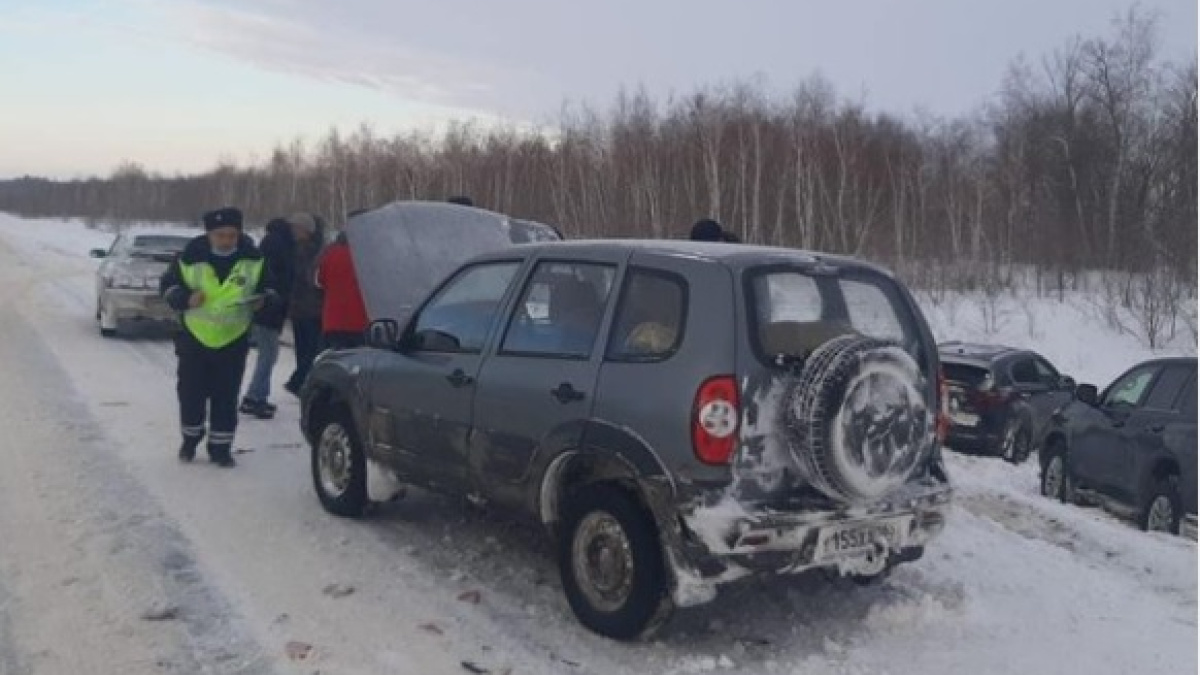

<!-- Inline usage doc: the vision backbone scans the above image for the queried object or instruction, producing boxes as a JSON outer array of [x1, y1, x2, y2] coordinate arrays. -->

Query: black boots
[[179, 433, 236, 468], [208, 442, 236, 468], [179, 434, 203, 462], [239, 397, 276, 419]]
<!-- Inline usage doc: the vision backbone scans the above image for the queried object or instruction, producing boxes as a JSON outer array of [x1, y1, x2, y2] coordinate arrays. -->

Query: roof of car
[[938, 341, 1027, 365], [123, 227, 205, 241], [481, 239, 894, 275], [1136, 356, 1198, 367]]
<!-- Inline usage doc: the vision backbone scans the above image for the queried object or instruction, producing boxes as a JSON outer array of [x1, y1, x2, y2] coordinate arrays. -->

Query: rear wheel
[[1139, 476, 1182, 534], [558, 484, 672, 640], [1000, 422, 1031, 464], [311, 406, 368, 518]]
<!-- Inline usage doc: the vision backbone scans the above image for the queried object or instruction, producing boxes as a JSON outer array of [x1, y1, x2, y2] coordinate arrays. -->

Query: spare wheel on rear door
[[782, 334, 934, 505]]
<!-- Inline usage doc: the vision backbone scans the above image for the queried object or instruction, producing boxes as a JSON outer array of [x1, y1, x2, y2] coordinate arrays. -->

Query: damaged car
[[300, 201, 952, 639], [91, 228, 204, 337]]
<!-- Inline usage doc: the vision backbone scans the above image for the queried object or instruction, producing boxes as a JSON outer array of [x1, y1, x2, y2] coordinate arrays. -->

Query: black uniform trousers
[[176, 331, 250, 459]]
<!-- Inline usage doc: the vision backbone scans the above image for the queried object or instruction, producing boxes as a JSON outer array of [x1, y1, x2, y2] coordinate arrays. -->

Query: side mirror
[[1059, 375, 1077, 392], [89, 248, 107, 259], [366, 319, 399, 350], [1076, 384, 1099, 406]]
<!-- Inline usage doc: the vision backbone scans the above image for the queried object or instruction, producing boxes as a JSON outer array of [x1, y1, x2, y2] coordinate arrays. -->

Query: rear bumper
[[102, 289, 177, 322], [946, 427, 1002, 453], [665, 479, 953, 606]]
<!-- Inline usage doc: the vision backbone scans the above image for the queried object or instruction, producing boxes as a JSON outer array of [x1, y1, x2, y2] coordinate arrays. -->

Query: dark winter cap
[[690, 218, 724, 242], [447, 195, 474, 207], [203, 207, 243, 231]]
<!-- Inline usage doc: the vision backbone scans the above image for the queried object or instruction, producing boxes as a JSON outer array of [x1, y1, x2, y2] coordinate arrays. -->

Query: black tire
[[1000, 422, 1032, 465], [99, 326, 118, 338], [1138, 475, 1183, 534], [1040, 441, 1069, 502], [557, 484, 672, 641], [310, 406, 369, 518], [783, 335, 933, 505]]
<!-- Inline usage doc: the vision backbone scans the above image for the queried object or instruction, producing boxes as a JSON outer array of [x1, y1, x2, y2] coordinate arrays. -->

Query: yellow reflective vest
[[178, 258, 265, 349]]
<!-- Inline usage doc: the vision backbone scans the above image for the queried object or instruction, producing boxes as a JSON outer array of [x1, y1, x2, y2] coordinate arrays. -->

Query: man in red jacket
[[315, 214, 370, 350]]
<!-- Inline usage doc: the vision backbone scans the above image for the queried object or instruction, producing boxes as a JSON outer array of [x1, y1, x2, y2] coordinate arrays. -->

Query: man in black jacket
[[240, 217, 293, 419], [160, 207, 278, 466], [283, 212, 324, 397]]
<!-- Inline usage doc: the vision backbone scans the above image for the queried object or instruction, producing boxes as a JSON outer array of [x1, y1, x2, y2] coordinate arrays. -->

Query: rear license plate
[[950, 410, 980, 426], [815, 518, 910, 561]]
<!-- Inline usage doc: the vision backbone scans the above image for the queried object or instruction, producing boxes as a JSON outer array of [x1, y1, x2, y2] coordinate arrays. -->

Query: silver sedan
[[91, 229, 202, 337]]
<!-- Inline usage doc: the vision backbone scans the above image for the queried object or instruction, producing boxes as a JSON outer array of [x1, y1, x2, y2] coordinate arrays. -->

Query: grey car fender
[[530, 420, 676, 526]]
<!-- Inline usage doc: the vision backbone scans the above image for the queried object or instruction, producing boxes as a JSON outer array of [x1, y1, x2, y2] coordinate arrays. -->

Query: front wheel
[[1040, 442, 1069, 502], [1139, 476, 1183, 534], [558, 484, 672, 641], [311, 407, 368, 518], [98, 299, 118, 338]]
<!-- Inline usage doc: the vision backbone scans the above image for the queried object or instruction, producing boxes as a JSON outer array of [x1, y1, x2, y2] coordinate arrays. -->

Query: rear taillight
[[936, 370, 950, 442], [692, 375, 740, 465]]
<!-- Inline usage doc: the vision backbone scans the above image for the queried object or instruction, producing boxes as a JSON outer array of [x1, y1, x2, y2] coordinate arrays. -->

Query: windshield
[[131, 235, 190, 252], [748, 268, 925, 366]]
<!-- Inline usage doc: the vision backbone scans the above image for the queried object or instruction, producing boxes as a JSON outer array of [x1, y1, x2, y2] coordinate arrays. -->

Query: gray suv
[[301, 215, 952, 640]]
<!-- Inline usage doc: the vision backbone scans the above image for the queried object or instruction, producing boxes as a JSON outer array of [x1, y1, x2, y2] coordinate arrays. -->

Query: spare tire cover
[[782, 334, 933, 505]]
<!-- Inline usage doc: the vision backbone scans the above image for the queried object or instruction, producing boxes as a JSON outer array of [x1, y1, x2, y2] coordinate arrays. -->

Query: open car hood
[[347, 201, 561, 326]]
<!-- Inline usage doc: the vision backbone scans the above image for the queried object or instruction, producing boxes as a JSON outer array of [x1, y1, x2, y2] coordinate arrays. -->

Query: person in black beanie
[[689, 218, 725, 242], [160, 207, 278, 466]]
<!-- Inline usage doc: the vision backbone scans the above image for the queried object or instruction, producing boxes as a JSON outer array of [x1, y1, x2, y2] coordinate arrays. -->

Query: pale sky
[[2, 0, 1195, 179]]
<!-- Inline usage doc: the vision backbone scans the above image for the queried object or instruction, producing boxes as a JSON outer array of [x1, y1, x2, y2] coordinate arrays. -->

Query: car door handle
[[446, 369, 475, 388], [551, 382, 586, 404], [1147, 424, 1166, 433]]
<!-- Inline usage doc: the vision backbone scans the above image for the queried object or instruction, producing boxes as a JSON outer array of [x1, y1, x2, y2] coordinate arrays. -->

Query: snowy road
[[0, 215, 1194, 675]]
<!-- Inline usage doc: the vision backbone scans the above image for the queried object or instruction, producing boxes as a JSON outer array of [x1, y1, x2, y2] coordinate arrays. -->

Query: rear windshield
[[942, 362, 992, 388], [748, 269, 925, 366]]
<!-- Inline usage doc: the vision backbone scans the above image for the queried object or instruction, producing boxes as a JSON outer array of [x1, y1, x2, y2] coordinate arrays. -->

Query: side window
[[1010, 358, 1040, 386], [411, 262, 521, 354], [841, 278, 904, 342], [501, 261, 616, 359], [1034, 358, 1059, 384], [1178, 376, 1196, 418], [607, 269, 687, 361], [1104, 366, 1159, 408], [1143, 366, 1192, 411]]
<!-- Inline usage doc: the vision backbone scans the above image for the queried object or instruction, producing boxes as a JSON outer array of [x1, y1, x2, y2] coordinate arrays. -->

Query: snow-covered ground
[[0, 214, 1194, 675]]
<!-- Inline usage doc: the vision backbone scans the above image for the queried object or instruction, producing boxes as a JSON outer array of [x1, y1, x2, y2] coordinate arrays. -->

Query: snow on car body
[[299, 201, 953, 639]]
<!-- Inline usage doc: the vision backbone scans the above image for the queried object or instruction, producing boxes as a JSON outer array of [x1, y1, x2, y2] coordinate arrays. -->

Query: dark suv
[[300, 205, 951, 639], [939, 342, 1075, 463], [1040, 357, 1197, 534]]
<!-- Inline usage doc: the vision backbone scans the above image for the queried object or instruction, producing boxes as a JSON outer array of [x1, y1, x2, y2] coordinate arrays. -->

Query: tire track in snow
[[0, 301, 278, 674]]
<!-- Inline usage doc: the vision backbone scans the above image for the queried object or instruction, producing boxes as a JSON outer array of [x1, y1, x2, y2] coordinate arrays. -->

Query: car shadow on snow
[[363, 488, 965, 671]]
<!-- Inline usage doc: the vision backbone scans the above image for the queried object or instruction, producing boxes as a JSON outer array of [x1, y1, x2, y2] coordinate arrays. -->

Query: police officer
[[160, 207, 277, 466]]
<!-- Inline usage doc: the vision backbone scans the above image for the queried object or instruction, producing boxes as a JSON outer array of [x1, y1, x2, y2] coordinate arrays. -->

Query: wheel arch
[[532, 420, 675, 530]]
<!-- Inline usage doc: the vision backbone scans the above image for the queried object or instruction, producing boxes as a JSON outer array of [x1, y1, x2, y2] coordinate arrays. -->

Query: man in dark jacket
[[160, 207, 277, 467], [284, 212, 324, 397], [690, 218, 725, 242], [240, 217, 294, 419]]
